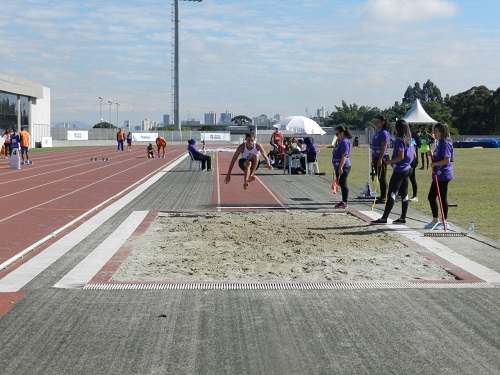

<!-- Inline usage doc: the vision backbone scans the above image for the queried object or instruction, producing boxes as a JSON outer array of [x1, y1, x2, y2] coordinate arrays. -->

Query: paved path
[[0, 147, 499, 374]]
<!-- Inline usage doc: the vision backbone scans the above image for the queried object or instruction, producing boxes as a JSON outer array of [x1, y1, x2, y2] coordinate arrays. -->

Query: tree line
[[325, 79, 500, 135]]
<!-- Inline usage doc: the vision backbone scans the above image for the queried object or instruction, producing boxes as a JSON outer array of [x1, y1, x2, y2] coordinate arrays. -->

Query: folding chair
[[188, 151, 202, 171]]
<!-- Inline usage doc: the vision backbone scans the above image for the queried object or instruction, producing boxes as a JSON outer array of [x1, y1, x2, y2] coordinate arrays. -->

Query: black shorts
[[238, 158, 260, 171]]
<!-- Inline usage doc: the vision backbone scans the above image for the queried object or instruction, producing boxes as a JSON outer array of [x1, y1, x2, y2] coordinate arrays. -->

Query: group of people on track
[[2, 127, 31, 165]]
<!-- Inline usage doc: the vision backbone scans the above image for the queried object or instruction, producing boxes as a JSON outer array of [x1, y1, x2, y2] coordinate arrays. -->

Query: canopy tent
[[402, 99, 437, 124]]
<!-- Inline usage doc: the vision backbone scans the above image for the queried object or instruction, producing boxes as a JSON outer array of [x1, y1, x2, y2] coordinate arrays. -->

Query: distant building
[[204, 111, 216, 125], [123, 120, 131, 131], [163, 114, 170, 126], [219, 111, 233, 125], [0, 73, 51, 147]]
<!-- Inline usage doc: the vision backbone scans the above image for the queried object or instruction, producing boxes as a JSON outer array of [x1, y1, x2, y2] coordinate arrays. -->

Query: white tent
[[402, 99, 437, 124]]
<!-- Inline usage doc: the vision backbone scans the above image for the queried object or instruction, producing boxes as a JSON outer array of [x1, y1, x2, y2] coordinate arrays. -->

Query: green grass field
[[316, 146, 500, 241]]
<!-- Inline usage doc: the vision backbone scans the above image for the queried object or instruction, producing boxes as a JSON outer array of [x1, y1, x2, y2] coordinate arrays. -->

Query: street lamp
[[108, 101, 113, 125], [173, 0, 203, 131], [116, 103, 120, 128], [99, 97, 103, 123]]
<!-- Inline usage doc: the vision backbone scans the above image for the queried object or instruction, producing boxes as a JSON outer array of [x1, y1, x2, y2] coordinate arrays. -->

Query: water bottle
[[469, 221, 475, 233]]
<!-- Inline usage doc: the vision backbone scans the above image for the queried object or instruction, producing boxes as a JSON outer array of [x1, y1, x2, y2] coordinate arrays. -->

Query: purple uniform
[[433, 140, 454, 181], [332, 138, 351, 169], [371, 129, 390, 158], [391, 138, 414, 173]]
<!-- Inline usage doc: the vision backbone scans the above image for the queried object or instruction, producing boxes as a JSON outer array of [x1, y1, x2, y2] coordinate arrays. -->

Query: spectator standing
[[419, 128, 430, 169], [408, 132, 421, 202], [116, 128, 125, 151], [187, 138, 212, 171], [4, 129, 12, 157], [371, 119, 414, 224], [371, 115, 391, 204], [332, 126, 352, 209], [424, 123, 454, 230], [19, 126, 31, 165], [126, 132, 133, 151]]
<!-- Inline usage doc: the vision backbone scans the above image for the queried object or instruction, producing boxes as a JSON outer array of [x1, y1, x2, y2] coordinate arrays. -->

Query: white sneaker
[[435, 222, 448, 230], [424, 221, 438, 229], [409, 196, 418, 202]]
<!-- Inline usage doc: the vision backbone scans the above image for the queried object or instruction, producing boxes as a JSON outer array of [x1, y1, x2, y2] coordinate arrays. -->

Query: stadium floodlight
[[173, 0, 203, 131]]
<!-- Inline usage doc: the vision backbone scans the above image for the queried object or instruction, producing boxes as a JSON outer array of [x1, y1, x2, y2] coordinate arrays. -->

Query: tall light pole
[[173, 0, 203, 131], [116, 103, 120, 128], [99, 97, 103, 123], [108, 100, 113, 125]]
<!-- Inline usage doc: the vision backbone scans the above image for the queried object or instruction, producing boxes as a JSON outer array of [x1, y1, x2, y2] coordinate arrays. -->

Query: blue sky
[[1, 0, 499, 127]]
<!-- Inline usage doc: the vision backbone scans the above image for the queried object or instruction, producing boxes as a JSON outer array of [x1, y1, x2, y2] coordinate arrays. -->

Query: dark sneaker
[[393, 218, 406, 224], [375, 198, 386, 204], [334, 202, 348, 209], [371, 218, 387, 224]]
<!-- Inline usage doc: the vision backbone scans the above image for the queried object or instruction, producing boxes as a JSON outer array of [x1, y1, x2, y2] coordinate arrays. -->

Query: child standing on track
[[371, 119, 414, 225], [332, 125, 352, 209], [126, 132, 133, 151], [225, 132, 273, 190]]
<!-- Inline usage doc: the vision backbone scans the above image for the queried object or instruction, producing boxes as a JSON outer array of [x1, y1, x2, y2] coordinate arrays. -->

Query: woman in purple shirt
[[371, 115, 391, 204], [424, 123, 454, 229], [371, 119, 414, 224], [332, 125, 352, 209]]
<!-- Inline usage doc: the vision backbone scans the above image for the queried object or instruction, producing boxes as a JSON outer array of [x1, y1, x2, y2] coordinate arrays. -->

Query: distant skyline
[[1, 0, 499, 127]]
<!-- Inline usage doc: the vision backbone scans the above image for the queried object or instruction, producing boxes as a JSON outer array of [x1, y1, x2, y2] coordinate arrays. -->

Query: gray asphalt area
[[1, 158, 499, 375]]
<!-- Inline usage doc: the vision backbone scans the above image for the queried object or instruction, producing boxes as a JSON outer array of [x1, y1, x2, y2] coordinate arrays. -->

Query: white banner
[[41, 137, 53, 148], [67, 131, 88, 141], [202, 132, 230, 142], [132, 133, 158, 142]]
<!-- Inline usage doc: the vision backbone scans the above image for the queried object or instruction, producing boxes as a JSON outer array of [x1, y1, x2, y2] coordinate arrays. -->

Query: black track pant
[[335, 166, 351, 203], [428, 179, 450, 220], [382, 169, 411, 220]]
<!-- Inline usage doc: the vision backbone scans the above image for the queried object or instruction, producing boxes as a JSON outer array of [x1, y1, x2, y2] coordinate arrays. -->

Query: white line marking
[[0, 154, 188, 292], [360, 210, 500, 284], [53, 211, 148, 289]]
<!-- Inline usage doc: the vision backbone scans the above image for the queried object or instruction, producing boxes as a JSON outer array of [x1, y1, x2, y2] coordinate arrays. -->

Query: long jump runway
[[1, 148, 498, 293], [1, 147, 500, 374]]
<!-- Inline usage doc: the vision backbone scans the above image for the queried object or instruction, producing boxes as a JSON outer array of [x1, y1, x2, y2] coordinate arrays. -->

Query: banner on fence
[[67, 131, 89, 141], [132, 133, 158, 142], [201, 132, 231, 142], [41, 137, 53, 148]]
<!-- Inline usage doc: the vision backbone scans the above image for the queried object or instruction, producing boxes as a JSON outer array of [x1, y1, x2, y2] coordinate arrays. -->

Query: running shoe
[[424, 221, 438, 229], [392, 218, 406, 224], [334, 202, 348, 209], [375, 198, 386, 204], [409, 196, 419, 202], [435, 222, 448, 230], [371, 218, 387, 224]]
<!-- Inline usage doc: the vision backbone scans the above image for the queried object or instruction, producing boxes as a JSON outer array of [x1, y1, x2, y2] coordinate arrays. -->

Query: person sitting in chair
[[300, 137, 318, 172], [187, 138, 212, 171]]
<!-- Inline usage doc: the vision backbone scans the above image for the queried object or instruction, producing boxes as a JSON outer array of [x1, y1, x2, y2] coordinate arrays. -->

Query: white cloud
[[363, 0, 458, 23]]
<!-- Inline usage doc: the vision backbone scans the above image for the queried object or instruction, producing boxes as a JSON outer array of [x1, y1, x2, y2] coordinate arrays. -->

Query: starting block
[[102, 158, 109, 162], [90, 157, 98, 162]]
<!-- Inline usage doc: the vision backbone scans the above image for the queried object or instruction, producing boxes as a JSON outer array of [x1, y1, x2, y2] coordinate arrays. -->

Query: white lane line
[[360, 210, 500, 284], [53, 211, 148, 289], [0, 154, 187, 292]]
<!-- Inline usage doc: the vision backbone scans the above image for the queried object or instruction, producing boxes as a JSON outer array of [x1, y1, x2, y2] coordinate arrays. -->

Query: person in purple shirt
[[424, 123, 454, 230], [332, 125, 352, 209], [371, 115, 391, 204], [187, 138, 212, 171], [371, 119, 414, 224]]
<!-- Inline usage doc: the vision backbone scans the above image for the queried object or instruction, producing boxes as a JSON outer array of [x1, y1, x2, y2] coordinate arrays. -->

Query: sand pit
[[112, 212, 455, 283]]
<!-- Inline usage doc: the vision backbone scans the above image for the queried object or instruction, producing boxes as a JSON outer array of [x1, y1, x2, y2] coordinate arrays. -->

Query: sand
[[112, 211, 455, 283]]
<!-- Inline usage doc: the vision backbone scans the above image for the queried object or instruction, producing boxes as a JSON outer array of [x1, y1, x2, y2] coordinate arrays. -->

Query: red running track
[[0, 145, 289, 270], [0, 146, 186, 267]]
